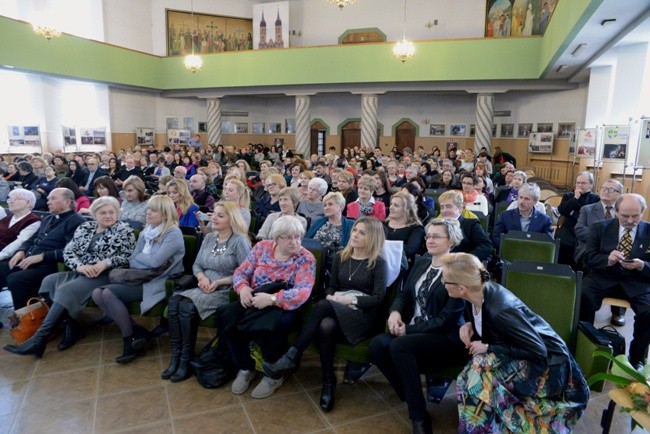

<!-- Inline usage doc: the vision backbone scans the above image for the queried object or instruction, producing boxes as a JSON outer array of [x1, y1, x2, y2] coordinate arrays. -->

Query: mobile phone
[[621, 258, 635, 263], [197, 212, 210, 221]]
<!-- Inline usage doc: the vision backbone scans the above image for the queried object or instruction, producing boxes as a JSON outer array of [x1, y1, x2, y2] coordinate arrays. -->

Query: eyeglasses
[[278, 235, 302, 242], [424, 234, 449, 240], [442, 281, 460, 286], [600, 187, 621, 193]]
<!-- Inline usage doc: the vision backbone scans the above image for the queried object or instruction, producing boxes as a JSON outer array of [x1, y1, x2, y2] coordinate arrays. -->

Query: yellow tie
[[618, 229, 633, 258]]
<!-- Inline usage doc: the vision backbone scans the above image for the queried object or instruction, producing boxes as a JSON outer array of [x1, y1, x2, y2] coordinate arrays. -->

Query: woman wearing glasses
[[254, 173, 287, 220], [369, 218, 467, 434], [440, 252, 589, 433], [263, 217, 387, 412]]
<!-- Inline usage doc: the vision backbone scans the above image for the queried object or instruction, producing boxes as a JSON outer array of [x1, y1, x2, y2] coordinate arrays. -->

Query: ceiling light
[[32, 2, 62, 41], [184, 0, 202, 73], [601, 19, 617, 27], [556, 65, 567, 73], [328, 0, 356, 10], [572, 44, 587, 57], [394, 0, 415, 63]]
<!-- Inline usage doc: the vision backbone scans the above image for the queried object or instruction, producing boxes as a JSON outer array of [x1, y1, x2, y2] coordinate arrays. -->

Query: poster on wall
[[62, 126, 77, 146], [517, 123, 533, 137], [167, 129, 191, 145], [80, 128, 107, 145], [450, 124, 466, 136], [253, 1, 290, 49], [528, 132, 554, 153], [486, 0, 557, 37], [136, 128, 154, 145], [638, 119, 650, 167], [8, 125, 41, 148], [558, 122, 575, 138], [500, 123, 514, 138], [576, 129, 596, 156], [601, 125, 629, 160]]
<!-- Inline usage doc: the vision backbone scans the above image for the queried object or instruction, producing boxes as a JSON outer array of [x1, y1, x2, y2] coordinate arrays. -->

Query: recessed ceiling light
[[601, 18, 617, 27], [572, 44, 587, 57], [2, 65, 14, 69], [556, 65, 567, 73]]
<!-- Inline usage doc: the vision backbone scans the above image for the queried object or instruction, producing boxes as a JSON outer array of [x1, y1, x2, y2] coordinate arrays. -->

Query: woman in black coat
[[369, 218, 468, 434]]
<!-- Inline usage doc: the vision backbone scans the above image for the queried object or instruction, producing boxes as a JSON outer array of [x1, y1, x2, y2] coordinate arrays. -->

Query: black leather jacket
[[467, 282, 570, 366]]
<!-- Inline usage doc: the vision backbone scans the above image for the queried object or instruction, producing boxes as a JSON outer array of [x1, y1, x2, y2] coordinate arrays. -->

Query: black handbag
[[190, 336, 235, 389], [108, 262, 170, 285], [578, 321, 626, 356]]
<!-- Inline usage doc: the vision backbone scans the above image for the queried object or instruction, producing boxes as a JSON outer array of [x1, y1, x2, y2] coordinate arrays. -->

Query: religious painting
[[557, 122, 575, 138], [253, 1, 290, 49], [166, 9, 253, 56], [487, 0, 557, 37]]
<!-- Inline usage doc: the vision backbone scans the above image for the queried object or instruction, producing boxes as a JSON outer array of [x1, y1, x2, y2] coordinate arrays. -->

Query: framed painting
[[537, 122, 554, 133], [500, 123, 514, 138], [450, 124, 466, 136], [166, 9, 253, 56], [235, 122, 249, 134], [429, 124, 445, 136], [517, 123, 533, 137], [558, 122, 575, 138], [252, 122, 265, 134]]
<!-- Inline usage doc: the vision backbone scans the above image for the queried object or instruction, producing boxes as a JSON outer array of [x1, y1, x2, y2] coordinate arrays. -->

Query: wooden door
[[396, 121, 416, 152], [310, 122, 326, 156], [341, 121, 361, 151]]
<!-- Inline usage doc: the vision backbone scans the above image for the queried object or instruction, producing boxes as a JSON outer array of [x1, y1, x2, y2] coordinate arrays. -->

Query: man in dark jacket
[[0, 188, 85, 309]]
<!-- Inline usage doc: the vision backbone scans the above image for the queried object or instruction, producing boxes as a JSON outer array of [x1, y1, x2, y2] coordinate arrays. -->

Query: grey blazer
[[574, 202, 610, 264]]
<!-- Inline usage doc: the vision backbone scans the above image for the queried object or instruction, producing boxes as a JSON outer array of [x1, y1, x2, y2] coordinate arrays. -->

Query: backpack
[[190, 336, 236, 389]]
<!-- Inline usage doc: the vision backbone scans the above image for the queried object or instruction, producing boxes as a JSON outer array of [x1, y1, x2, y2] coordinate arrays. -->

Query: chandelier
[[33, 24, 62, 41], [328, 0, 356, 11], [184, 0, 203, 73], [393, 0, 415, 62]]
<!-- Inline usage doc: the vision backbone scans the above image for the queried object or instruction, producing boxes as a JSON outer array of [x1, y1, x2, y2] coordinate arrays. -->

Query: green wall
[[0, 2, 596, 92]]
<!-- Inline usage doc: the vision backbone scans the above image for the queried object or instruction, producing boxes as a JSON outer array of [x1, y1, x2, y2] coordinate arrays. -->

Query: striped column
[[475, 93, 494, 155], [295, 95, 311, 157], [207, 98, 222, 146], [361, 94, 378, 150]]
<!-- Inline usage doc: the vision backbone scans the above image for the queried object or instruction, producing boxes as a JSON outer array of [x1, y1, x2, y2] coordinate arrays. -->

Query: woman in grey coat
[[3, 197, 135, 358], [92, 195, 185, 364], [161, 201, 251, 382]]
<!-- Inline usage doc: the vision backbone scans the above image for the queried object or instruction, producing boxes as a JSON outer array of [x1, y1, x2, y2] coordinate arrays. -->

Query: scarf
[[141, 224, 162, 254], [463, 190, 479, 204], [358, 196, 376, 216]]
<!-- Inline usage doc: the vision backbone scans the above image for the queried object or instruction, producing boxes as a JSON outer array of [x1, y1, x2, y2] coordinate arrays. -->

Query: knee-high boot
[[170, 301, 198, 382], [320, 371, 337, 412], [161, 297, 182, 379], [57, 314, 86, 351], [3, 302, 67, 358]]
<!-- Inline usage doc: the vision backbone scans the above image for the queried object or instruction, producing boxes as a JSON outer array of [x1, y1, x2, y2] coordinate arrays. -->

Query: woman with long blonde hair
[[166, 178, 200, 228], [263, 216, 387, 413]]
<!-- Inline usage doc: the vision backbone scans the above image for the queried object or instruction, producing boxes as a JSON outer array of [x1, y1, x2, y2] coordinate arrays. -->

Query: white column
[[207, 98, 222, 146], [475, 93, 494, 155], [295, 95, 311, 157], [361, 94, 378, 150], [584, 65, 615, 128]]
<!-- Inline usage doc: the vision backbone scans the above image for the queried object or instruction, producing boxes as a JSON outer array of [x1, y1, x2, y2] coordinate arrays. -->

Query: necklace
[[348, 258, 366, 281], [211, 233, 231, 256]]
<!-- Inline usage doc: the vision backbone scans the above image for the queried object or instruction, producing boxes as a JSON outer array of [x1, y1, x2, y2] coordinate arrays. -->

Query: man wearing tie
[[580, 193, 650, 368], [80, 157, 106, 197], [575, 179, 625, 325]]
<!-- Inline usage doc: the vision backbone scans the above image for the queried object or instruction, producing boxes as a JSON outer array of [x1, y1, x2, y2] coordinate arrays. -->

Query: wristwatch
[[270, 295, 278, 306]]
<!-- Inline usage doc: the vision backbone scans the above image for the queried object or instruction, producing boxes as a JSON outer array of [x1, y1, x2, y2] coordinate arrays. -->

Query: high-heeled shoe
[[319, 373, 336, 412]]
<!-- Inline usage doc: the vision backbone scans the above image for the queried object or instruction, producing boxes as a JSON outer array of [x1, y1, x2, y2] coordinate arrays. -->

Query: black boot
[[320, 372, 336, 412], [115, 336, 144, 364], [161, 297, 182, 380], [411, 414, 433, 434], [262, 346, 301, 380], [131, 323, 151, 351], [3, 302, 66, 358], [57, 317, 86, 351], [170, 300, 198, 383], [149, 317, 169, 338]]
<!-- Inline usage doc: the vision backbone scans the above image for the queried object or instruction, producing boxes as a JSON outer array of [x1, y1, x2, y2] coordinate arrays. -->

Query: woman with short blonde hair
[[256, 187, 307, 240]]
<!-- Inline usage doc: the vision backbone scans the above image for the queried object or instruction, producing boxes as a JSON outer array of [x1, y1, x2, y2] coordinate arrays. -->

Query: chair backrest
[[473, 211, 489, 234], [502, 260, 582, 352], [500, 230, 559, 263], [182, 233, 202, 274], [301, 238, 327, 300], [493, 200, 511, 228]]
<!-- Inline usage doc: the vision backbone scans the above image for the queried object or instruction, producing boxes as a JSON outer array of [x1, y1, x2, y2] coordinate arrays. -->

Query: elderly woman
[[3, 197, 135, 358], [162, 201, 251, 382], [219, 215, 315, 399], [120, 175, 149, 227], [495, 170, 527, 203], [297, 177, 328, 221], [0, 189, 41, 262], [370, 219, 468, 433], [440, 253, 589, 433], [346, 174, 387, 220], [4, 163, 20, 182], [254, 173, 287, 219], [92, 195, 185, 363], [256, 187, 307, 240], [263, 217, 387, 412], [461, 173, 489, 216]]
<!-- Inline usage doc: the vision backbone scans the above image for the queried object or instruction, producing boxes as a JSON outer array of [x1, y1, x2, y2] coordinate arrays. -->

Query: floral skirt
[[456, 352, 589, 434]]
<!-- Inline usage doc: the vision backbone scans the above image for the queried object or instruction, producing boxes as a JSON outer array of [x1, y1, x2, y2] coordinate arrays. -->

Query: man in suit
[[491, 183, 553, 249], [0, 188, 85, 309], [80, 157, 106, 196], [580, 194, 650, 368], [438, 190, 493, 261], [555, 171, 600, 267], [574, 179, 627, 325], [114, 157, 143, 188]]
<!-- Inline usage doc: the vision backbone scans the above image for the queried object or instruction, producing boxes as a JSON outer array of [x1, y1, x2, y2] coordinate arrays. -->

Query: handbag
[[8, 297, 50, 344], [578, 321, 626, 356], [108, 262, 170, 286], [190, 336, 236, 389]]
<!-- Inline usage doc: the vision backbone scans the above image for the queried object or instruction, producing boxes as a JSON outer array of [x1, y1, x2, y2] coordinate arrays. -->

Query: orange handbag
[[9, 297, 50, 344]]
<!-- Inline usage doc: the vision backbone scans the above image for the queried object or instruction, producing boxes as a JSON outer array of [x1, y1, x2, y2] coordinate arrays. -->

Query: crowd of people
[[1, 140, 629, 434]]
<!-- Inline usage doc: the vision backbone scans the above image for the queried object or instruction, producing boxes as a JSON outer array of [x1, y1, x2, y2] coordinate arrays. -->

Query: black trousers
[[580, 274, 650, 366], [0, 261, 58, 309], [369, 331, 467, 422]]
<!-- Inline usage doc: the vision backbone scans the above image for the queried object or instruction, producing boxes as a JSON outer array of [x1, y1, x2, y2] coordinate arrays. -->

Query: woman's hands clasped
[[459, 322, 489, 356], [77, 260, 108, 278], [387, 311, 406, 336]]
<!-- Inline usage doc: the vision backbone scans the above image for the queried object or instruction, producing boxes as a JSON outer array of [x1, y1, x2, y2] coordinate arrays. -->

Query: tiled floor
[[0, 290, 646, 434]]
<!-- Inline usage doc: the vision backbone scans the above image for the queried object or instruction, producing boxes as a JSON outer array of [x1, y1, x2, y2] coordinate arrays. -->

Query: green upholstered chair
[[502, 260, 612, 391], [301, 238, 327, 302], [473, 211, 489, 235], [499, 230, 560, 264]]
